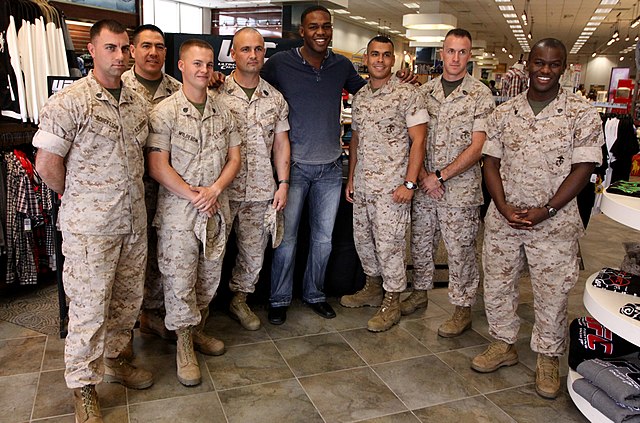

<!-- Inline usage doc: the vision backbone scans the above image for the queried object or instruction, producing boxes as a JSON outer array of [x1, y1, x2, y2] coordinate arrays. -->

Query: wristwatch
[[545, 204, 558, 218], [403, 180, 418, 190], [435, 169, 445, 184]]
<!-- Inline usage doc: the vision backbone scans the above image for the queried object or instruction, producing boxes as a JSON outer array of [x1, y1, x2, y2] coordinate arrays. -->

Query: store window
[[147, 0, 204, 34]]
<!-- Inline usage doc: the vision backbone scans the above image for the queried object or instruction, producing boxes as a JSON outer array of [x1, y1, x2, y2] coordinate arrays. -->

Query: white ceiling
[[335, 0, 640, 62]]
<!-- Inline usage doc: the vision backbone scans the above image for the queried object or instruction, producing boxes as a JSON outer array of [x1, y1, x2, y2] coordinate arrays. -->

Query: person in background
[[34, 19, 154, 423], [489, 80, 499, 96], [471, 38, 603, 399], [147, 39, 241, 386], [121, 24, 181, 343], [345, 35, 428, 332], [221, 27, 291, 331]]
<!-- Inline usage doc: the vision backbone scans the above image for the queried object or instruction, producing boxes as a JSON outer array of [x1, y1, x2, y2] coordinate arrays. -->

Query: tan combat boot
[[139, 309, 176, 341], [340, 275, 383, 308], [175, 327, 201, 386], [72, 385, 103, 423], [367, 291, 401, 332], [400, 290, 428, 316], [103, 356, 153, 389], [471, 341, 519, 373], [229, 292, 261, 331], [535, 354, 560, 399], [192, 308, 225, 356], [437, 305, 472, 337]]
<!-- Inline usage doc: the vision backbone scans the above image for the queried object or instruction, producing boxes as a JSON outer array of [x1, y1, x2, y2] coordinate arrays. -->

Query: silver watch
[[404, 181, 418, 190], [545, 204, 558, 218]]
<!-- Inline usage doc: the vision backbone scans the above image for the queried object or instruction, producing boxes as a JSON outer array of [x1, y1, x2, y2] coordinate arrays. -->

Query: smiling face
[[527, 44, 566, 101], [178, 46, 214, 91], [130, 29, 166, 80], [364, 41, 395, 83], [299, 10, 333, 56]]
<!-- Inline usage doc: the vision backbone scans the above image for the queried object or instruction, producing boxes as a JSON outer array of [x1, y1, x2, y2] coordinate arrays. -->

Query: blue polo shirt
[[262, 48, 366, 165]]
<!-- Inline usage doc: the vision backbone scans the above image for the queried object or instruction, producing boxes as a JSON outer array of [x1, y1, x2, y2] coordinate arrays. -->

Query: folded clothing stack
[[569, 317, 638, 371], [592, 268, 640, 297], [574, 354, 640, 423]]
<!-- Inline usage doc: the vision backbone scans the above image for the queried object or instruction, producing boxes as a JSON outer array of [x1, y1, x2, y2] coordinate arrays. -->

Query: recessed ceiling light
[[404, 2, 420, 8], [503, 13, 518, 18], [495, 0, 511, 2], [510, 25, 522, 29], [365, 21, 378, 25], [586, 22, 601, 26], [332, 9, 350, 14], [590, 15, 606, 21], [600, 0, 619, 4], [506, 19, 520, 24], [498, 5, 515, 10], [350, 16, 366, 20], [389, 30, 401, 34], [379, 25, 390, 29], [595, 8, 612, 14]]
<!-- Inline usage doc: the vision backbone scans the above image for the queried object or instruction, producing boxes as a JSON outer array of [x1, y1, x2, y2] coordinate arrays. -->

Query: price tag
[[24, 218, 31, 231]]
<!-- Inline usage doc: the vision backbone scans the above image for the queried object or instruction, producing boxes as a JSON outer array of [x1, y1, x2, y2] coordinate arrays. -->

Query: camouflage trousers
[[228, 200, 271, 294], [482, 205, 579, 355], [157, 229, 225, 331], [62, 231, 147, 388], [142, 175, 163, 310], [411, 190, 480, 306], [353, 193, 410, 292]]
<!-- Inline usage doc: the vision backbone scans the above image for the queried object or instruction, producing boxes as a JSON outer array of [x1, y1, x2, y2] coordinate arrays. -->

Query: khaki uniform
[[221, 74, 289, 294], [32, 71, 149, 388], [122, 67, 182, 311], [148, 89, 240, 331], [482, 88, 603, 355], [412, 74, 494, 306], [352, 77, 428, 292]]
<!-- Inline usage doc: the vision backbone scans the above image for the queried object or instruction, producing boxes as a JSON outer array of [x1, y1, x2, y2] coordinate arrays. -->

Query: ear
[[178, 59, 184, 72], [129, 43, 136, 59], [88, 42, 96, 58], [299, 25, 304, 38], [363, 52, 368, 65], [230, 47, 236, 62]]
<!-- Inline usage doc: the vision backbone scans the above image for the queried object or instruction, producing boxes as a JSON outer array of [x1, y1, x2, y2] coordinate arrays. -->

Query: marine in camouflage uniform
[[121, 25, 182, 339], [221, 42, 290, 330], [35, 69, 149, 386], [149, 89, 240, 331], [345, 36, 428, 332], [405, 29, 495, 338], [472, 38, 603, 400]]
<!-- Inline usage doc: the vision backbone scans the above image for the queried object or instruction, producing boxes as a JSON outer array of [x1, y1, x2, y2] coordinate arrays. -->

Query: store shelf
[[600, 190, 640, 231], [584, 272, 640, 347], [567, 369, 613, 423]]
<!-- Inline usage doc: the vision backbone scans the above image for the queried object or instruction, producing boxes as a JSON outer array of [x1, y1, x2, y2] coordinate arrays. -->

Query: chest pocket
[[540, 116, 573, 179], [171, 135, 199, 176], [85, 119, 121, 168]]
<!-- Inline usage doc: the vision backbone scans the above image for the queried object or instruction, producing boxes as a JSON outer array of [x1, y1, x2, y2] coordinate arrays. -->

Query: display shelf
[[567, 369, 613, 423], [600, 189, 640, 231], [584, 272, 640, 347]]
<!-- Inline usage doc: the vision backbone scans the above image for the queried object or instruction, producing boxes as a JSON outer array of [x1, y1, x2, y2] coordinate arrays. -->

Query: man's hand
[[498, 203, 535, 230], [345, 179, 355, 203], [272, 185, 288, 211], [420, 172, 444, 199], [208, 71, 226, 89], [395, 68, 419, 85], [393, 185, 414, 203], [512, 207, 549, 228], [190, 185, 221, 217]]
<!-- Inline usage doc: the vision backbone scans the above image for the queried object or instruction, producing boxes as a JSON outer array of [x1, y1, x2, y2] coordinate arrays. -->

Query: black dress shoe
[[308, 301, 336, 319], [268, 306, 287, 325]]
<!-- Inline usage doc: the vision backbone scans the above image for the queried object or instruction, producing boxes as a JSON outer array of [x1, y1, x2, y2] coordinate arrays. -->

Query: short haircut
[[367, 35, 394, 51], [131, 24, 165, 45], [445, 28, 472, 44], [232, 27, 263, 49], [529, 38, 567, 66], [179, 38, 214, 59], [301, 5, 331, 25], [90, 19, 127, 42]]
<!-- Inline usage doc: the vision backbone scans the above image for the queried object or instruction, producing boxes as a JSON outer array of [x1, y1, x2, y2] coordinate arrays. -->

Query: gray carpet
[[0, 283, 61, 336]]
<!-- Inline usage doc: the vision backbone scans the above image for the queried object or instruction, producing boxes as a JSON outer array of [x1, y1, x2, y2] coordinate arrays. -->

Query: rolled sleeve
[[482, 111, 503, 159], [472, 93, 495, 133], [572, 106, 604, 166], [407, 109, 429, 128], [229, 130, 241, 148], [147, 133, 171, 150], [275, 100, 290, 134], [32, 130, 71, 157], [275, 118, 290, 134]]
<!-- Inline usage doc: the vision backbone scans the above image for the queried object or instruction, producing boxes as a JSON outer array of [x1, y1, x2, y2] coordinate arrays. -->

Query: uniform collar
[[365, 75, 398, 96], [88, 70, 136, 106], [224, 71, 273, 102], [176, 88, 218, 120], [511, 86, 568, 120], [430, 73, 474, 102]]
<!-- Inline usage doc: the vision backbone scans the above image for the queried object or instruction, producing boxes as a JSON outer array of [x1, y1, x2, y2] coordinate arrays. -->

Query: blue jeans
[[270, 159, 343, 307]]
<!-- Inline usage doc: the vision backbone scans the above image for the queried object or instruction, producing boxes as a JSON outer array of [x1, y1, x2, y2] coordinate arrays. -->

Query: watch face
[[548, 207, 557, 217], [404, 181, 417, 190]]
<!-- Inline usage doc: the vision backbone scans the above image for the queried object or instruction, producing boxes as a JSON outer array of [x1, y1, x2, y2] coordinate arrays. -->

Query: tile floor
[[0, 213, 636, 423]]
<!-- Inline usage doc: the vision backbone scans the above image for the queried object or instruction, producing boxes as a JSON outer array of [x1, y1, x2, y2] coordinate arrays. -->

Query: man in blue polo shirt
[[260, 5, 366, 324]]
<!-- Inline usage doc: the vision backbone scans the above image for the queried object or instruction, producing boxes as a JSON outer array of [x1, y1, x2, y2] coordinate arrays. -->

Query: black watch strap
[[435, 169, 445, 184]]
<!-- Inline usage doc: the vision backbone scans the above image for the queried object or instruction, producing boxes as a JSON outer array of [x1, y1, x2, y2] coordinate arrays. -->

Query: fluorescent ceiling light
[[498, 5, 515, 10], [503, 13, 518, 18], [332, 9, 350, 14], [365, 21, 378, 25], [403, 13, 457, 30], [379, 25, 390, 29], [586, 22, 601, 26], [506, 19, 520, 24], [495, 0, 511, 2], [590, 15, 606, 21], [389, 30, 401, 34], [404, 2, 420, 8], [595, 8, 612, 13], [600, 0, 619, 4], [350, 16, 366, 20]]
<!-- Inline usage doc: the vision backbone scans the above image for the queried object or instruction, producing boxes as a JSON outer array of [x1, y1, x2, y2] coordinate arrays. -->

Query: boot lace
[[380, 292, 397, 311], [484, 341, 509, 359], [179, 329, 197, 364], [538, 356, 558, 382], [81, 386, 99, 417]]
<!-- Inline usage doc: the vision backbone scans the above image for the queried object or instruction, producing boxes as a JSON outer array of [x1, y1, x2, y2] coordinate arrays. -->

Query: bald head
[[232, 27, 263, 50], [231, 27, 265, 76]]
